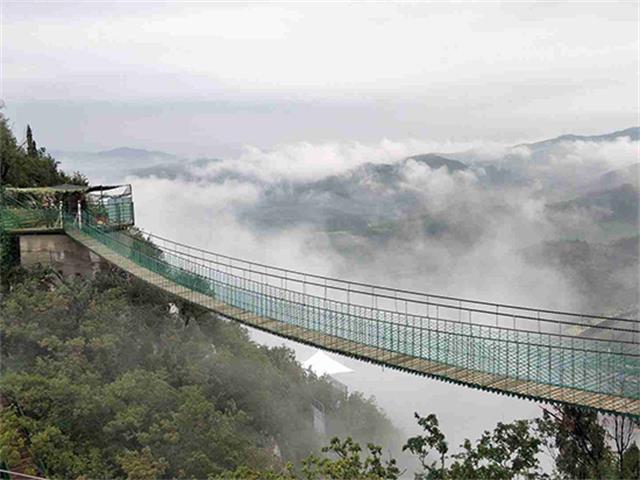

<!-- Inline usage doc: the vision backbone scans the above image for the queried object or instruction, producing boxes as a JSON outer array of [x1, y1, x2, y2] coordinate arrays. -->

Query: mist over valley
[[52, 127, 639, 459]]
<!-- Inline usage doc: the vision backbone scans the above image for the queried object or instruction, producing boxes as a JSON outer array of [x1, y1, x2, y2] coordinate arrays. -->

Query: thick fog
[[53, 131, 639, 468], [120, 134, 638, 311]]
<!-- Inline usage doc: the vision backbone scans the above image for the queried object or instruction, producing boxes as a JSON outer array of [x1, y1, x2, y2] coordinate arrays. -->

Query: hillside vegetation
[[0, 115, 86, 187], [0, 267, 397, 478]]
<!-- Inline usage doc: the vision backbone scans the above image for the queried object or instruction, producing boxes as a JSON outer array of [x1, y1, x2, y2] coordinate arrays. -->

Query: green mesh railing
[[0, 194, 61, 231], [64, 210, 640, 407], [1, 190, 53, 232], [0, 194, 134, 232], [87, 197, 134, 228], [0, 207, 61, 231]]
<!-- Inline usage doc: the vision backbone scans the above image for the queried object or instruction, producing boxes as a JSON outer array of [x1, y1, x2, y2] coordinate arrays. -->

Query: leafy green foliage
[[0, 115, 81, 188], [446, 420, 544, 480], [216, 437, 400, 480], [403, 413, 449, 478], [404, 413, 549, 479], [0, 231, 19, 287], [621, 443, 640, 479], [0, 267, 397, 479], [116, 447, 168, 480], [406, 412, 551, 480], [0, 407, 37, 476], [0, 113, 88, 285], [404, 408, 639, 480], [25, 125, 37, 157], [535, 406, 625, 480], [301, 437, 400, 480]]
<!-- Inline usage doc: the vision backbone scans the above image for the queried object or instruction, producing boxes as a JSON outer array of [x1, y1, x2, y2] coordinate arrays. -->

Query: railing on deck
[[0, 187, 134, 233], [66, 210, 640, 406], [0, 206, 61, 232], [87, 192, 135, 228]]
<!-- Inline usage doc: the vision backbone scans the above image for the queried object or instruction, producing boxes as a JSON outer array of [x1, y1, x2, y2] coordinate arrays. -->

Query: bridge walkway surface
[[64, 224, 640, 418]]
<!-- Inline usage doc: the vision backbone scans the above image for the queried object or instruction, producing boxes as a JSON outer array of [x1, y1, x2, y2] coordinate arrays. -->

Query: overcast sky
[[2, 1, 638, 156]]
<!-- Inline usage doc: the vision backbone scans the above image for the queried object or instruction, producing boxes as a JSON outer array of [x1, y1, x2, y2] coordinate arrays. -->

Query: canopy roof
[[4, 184, 129, 194], [302, 351, 353, 377]]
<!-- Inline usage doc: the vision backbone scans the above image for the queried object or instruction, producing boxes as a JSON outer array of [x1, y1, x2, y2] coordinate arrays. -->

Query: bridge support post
[[18, 234, 105, 277], [57, 201, 63, 228], [76, 200, 82, 229]]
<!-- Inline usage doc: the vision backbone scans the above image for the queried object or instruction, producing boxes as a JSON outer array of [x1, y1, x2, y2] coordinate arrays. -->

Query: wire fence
[[0, 190, 134, 232], [65, 211, 640, 402]]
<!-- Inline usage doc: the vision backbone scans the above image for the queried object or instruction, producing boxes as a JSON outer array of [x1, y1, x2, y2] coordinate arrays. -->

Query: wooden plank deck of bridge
[[67, 229, 640, 418]]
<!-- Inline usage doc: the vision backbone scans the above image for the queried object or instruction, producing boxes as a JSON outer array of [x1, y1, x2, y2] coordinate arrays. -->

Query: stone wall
[[19, 234, 105, 277]]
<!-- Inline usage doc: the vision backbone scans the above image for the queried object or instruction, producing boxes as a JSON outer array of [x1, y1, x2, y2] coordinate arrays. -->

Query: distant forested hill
[[549, 183, 640, 224], [517, 126, 640, 150]]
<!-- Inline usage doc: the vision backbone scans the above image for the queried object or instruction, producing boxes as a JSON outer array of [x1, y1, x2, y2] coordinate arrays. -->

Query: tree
[[0, 407, 38, 477], [213, 437, 401, 480], [0, 113, 22, 185], [117, 447, 168, 480], [0, 113, 78, 187], [301, 437, 400, 480], [405, 413, 545, 480], [621, 443, 640, 479], [403, 413, 448, 479], [448, 420, 544, 480], [606, 416, 638, 479], [25, 125, 37, 157], [535, 406, 613, 479], [69, 171, 89, 186]]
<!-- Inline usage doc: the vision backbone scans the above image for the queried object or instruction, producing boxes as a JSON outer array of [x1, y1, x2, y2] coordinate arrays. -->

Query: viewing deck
[[0, 184, 134, 234]]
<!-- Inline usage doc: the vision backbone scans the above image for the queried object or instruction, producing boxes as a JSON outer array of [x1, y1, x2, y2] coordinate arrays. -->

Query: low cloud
[[124, 135, 637, 314], [112, 133, 639, 460]]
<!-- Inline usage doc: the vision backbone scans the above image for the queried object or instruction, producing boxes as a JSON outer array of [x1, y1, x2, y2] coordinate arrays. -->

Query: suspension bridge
[[1, 186, 639, 418]]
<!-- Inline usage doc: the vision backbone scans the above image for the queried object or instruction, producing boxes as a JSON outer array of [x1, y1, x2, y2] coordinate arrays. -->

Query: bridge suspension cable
[[1, 195, 638, 417], [60, 211, 640, 417]]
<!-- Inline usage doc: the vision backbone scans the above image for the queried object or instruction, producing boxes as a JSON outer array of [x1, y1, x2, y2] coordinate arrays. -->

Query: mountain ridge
[[95, 146, 179, 160], [55, 125, 639, 168], [516, 126, 639, 150]]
